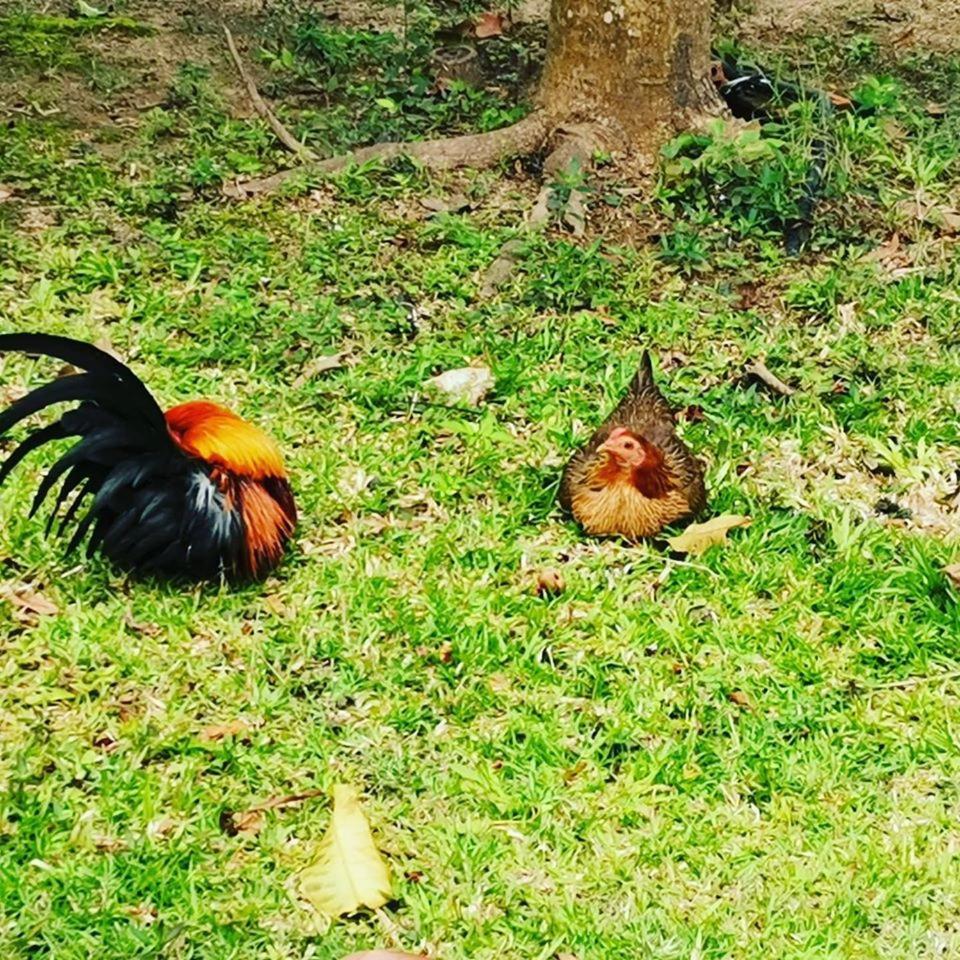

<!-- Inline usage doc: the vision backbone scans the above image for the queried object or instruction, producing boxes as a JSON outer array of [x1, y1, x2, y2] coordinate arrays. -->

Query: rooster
[[0, 333, 296, 581], [559, 351, 705, 540]]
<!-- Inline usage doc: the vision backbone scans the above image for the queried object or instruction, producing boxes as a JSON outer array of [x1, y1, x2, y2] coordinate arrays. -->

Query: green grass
[[2, 6, 960, 959]]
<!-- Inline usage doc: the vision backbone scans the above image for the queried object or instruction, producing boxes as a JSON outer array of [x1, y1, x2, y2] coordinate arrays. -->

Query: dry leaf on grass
[[944, 564, 960, 589], [744, 359, 796, 397], [221, 807, 265, 837], [1, 583, 59, 623], [123, 613, 162, 637], [299, 784, 393, 917], [199, 720, 251, 743], [862, 233, 902, 263], [535, 568, 566, 597], [0, 185, 14, 202], [473, 11, 507, 37], [222, 789, 325, 837], [666, 515, 752, 556], [264, 593, 288, 617], [424, 366, 494, 406], [728, 689, 752, 709], [293, 354, 343, 388], [896, 196, 960, 233]]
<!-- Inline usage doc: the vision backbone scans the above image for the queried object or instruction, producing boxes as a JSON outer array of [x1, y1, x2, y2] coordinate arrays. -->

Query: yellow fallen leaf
[[299, 785, 393, 917], [666, 514, 752, 556]]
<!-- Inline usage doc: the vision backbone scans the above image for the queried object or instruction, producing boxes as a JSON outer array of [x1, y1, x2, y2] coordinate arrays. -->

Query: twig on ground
[[245, 789, 327, 813], [744, 359, 797, 397], [222, 23, 317, 161], [223, 111, 551, 198]]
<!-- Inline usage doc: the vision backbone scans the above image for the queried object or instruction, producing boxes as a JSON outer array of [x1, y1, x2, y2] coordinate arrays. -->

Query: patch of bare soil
[[732, 0, 960, 54], [0, 0, 270, 133]]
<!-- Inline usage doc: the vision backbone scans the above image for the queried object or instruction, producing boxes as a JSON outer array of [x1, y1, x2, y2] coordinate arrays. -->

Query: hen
[[559, 351, 705, 540], [0, 333, 296, 581]]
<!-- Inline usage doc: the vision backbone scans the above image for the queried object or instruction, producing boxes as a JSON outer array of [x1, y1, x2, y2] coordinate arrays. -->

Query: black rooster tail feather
[[0, 334, 167, 434], [0, 333, 171, 556]]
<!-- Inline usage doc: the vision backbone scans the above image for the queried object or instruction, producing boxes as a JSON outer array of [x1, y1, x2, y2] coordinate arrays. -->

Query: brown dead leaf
[[221, 807, 265, 837], [220, 789, 325, 837], [863, 233, 900, 261], [473, 11, 507, 38], [124, 613, 162, 637], [0, 185, 13, 202], [666, 515, 752, 556], [88, 290, 123, 322], [744, 359, 796, 397], [339, 465, 374, 498], [881, 118, 907, 141], [734, 280, 761, 311], [535, 567, 566, 597], [827, 91, 853, 109], [896, 196, 960, 234], [2, 582, 59, 623], [92, 834, 127, 853], [728, 689, 752, 709], [892, 25, 914, 47], [293, 353, 343, 388], [557, 954, 580, 960], [925, 101, 947, 117], [199, 720, 251, 743], [438, 641, 454, 664], [342, 953, 426, 960], [944, 563, 960, 589]]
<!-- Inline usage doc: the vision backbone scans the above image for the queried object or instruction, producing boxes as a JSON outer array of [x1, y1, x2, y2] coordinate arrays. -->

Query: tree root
[[222, 111, 552, 199], [477, 123, 604, 299], [221, 107, 609, 304]]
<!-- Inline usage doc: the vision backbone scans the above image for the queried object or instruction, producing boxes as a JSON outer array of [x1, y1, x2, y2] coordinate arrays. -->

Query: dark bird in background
[[710, 52, 832, 254], [0, 334, 296, 581], [559, 352, 706, 540]]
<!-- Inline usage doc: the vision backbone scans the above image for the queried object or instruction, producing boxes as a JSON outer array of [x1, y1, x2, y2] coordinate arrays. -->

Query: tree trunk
[[539, 0, 722, 153], [226, 0, 725, 198]]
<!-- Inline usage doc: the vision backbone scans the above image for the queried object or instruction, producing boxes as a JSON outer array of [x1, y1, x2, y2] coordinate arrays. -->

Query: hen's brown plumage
[[559, 351, 706, 540]]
